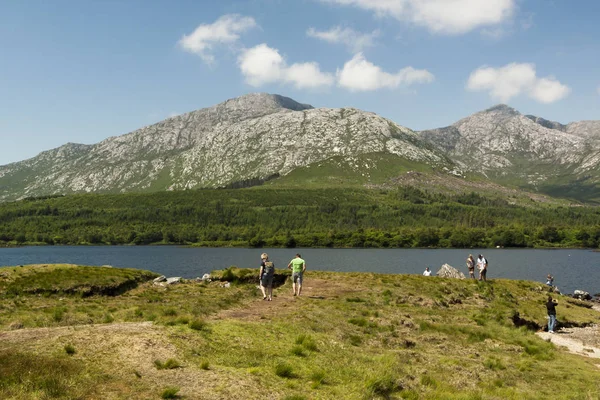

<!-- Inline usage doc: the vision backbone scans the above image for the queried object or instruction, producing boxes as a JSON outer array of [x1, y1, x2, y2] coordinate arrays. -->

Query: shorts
[[480, 269, 487, 278], [292, 272, 303, 285], [261, 275, 273, 287]]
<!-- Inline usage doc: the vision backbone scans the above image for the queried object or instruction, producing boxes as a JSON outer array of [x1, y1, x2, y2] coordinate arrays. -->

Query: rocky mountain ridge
[[0, 93, 453, 202], [418, 105, 600, 201]]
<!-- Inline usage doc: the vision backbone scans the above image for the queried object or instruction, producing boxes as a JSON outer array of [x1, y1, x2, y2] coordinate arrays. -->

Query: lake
[[1, 246, 598, 295]]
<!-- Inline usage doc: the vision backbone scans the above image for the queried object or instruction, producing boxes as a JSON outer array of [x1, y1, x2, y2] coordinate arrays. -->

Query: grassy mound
[[0, 266, 599, 399], [0, 264, 159, 296]]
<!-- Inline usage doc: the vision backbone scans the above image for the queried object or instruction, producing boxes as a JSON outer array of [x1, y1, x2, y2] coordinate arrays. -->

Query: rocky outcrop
[[436, 264, 466, 279]]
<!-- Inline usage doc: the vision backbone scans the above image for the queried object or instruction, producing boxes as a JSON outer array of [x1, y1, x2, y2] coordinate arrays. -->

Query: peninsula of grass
[[0, 264, 599, 399]]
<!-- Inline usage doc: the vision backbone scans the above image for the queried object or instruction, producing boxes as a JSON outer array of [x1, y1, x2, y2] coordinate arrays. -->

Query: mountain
[[419, 105, 600, 202], [0, 93, 454, 202]]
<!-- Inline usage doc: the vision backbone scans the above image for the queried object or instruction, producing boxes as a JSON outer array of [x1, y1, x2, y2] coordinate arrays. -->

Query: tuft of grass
[[200, 360, 210, 370], [346, 297, 366, 303], [283, 396, 307, 400], [154, 359, 182, 370], [310, 370, 327, 389], [290, 345, 307, 357], [162, 308, 177, 317], [348, 317, 368, 327], [275, 363, 295, 378], [420, 374, 438, 388], [64, 344, 76, 355], [295, 334, 318, 352], [189, 319, 207, 331], [161, 386, 180, 399], [365, 374, 403, 397], [348, 334, 362, 346]]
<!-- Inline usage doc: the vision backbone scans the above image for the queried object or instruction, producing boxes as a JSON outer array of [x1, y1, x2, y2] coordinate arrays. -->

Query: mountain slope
[[0, 93, 453, 202], [419, 105, 600, 202]]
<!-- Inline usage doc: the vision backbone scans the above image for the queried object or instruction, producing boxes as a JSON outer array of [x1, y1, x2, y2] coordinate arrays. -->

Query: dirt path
[[214, 278, 359, 321], [537, 328, 600, 360]]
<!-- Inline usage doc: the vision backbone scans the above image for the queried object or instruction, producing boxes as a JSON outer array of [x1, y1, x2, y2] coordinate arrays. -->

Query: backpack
[[263, 261, 275, 277]]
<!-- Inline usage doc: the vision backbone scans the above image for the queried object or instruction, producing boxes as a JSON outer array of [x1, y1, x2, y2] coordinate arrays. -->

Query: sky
[[1, 0, 599, 165]]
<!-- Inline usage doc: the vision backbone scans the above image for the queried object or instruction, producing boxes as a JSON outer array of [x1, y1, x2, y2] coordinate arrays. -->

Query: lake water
[[1, 246, 598, 295]]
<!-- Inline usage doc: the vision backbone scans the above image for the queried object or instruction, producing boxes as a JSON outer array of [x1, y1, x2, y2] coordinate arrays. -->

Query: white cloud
[[179, 14, 258, 64], [306, 26, 380, 52], [337, 53, 434, 91], [320, 0, 515, 34], [467, 63, 570, 104], [238, 44, 334, 89]]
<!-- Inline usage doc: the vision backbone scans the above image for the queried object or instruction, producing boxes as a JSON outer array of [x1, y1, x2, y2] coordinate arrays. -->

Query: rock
[[153, 275, 166, 283], [573, 290, 592, 300], [166, 277, 182, 285], [223, 282, 231, 288], [436, 264, 466, 279], [100, 265, 113, 268], [201, 273, 211, 282]]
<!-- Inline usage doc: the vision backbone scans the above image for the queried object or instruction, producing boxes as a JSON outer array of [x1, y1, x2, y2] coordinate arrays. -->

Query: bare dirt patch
[[214, 277, 360, 321], [536, 325, 600, 360]]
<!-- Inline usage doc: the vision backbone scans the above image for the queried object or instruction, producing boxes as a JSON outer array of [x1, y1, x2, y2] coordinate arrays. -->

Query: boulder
[[166, 277, 182, 285], [201, 273, 211, 282], [153, 275, 166, 283], [436, 264, 466, 279], [573, 290, 592, 300]]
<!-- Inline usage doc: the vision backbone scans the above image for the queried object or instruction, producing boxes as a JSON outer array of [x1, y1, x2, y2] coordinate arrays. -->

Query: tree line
[[0, 187, 599, 249]]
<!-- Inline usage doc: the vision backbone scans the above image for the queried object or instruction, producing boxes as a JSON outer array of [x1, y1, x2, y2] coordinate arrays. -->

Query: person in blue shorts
[[287, 253, 306, 296]]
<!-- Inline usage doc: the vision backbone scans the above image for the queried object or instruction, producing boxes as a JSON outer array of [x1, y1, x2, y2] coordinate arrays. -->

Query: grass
[[1, 265, 600, 399], [161, 386, 180, 399]]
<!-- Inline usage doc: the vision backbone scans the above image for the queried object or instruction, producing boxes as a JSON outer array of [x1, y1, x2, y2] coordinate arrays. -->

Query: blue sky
[[1, 0, 599, 165]]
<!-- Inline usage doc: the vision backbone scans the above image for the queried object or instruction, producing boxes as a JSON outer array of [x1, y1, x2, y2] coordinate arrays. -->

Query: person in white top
[[423, 267, 432, 276], [477, 254, 488, 281]]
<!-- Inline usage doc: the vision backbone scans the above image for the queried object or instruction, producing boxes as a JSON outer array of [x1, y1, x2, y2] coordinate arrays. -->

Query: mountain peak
[[484, 104, 520, 116], [222, 93, 313, 112]]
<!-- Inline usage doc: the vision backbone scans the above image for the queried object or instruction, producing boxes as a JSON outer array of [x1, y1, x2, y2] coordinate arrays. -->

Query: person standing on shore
[[477, 254, 488, 281], [466, 254, 475, 279], [546, 274, 554, 286], [546, 296, 558, 333], [259, 253, 275, 301], [423, 267, 432, 276], [287, 253, 306, 296]]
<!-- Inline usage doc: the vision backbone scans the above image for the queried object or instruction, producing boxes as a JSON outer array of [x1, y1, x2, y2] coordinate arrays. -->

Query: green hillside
[[1, 185, 599, 249]]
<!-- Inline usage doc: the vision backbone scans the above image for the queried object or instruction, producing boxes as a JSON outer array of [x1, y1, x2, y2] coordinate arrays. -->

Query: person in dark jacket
[[546, 296, 558, 333]]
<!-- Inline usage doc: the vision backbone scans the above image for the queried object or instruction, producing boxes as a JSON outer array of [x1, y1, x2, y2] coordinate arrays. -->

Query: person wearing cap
[[476, 254, 488, 281], [466, 254, 475, 279], [546, 296, 558, 333]]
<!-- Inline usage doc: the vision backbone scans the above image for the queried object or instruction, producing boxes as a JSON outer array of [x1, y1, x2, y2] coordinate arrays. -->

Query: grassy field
[[0, 264, 599, 399]]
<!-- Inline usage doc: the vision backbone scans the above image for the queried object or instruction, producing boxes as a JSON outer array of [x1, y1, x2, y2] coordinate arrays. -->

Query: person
[[423, 267, 432, 276], [546, 274, 554, 286], [476, 254, 488, 281], [466, 254, 475, 279], [259, 253, 275, 301], [546, 296, 558, 333], [287, 253, 306, 296]]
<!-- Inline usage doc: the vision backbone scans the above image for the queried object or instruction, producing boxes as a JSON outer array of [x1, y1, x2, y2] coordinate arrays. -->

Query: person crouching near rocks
[[259, 253, 275, 301], [288, 253, 306, 296]]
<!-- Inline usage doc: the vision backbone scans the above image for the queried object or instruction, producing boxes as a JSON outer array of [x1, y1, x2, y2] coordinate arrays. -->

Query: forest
[[0, 187, 599, 249]]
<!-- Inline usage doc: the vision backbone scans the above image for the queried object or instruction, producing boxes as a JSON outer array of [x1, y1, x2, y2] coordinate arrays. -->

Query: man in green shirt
[[287, 253, 306, 296]]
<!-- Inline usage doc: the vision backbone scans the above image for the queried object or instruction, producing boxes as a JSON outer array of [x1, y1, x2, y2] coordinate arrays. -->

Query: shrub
[[161, 386, 180, 399]]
